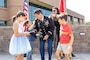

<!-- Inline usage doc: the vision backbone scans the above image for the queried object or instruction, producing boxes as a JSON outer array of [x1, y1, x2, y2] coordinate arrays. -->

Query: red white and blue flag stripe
[[23, 0, 29, 17], [23, 0, 29, 31]]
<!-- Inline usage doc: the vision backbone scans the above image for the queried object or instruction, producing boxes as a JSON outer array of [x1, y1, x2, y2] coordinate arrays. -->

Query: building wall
[[0, 25, 90, 52], [39, 0, 59, 7], [0, 8, 7, 21], [0, 0, 23, 25], [29, 0, 85, 25], [29, 0, 52, 9], [67, 9, 84, 20], [0, 27, 13, 52], [7, 0, 23, 25], [38, 0, 67, 12], [67, 9, 85, 24], [0, 0, 84, 25], [72, 25, 90, 52]]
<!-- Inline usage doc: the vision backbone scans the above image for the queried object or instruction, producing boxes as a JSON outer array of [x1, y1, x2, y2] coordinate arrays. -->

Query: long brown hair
[[12, 15, 16, 22], [52, 7, 60, 14]]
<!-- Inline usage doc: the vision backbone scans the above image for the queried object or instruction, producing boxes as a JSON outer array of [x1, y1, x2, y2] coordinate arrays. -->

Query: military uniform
[[34, 16, 54, 60]]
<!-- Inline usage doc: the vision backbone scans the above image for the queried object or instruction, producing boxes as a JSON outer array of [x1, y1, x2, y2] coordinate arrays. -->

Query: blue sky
[[67, 0, 90, 22]]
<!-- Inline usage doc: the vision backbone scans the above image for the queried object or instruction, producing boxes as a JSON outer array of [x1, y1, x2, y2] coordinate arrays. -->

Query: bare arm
[[67, 33, 74, 52], [28, 23, 34, 31], [13, 22, 26, 36], [70, 33, 74, 46]]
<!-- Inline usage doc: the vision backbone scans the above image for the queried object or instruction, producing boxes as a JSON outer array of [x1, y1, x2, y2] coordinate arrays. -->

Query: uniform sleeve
[[47, 18, 55, 36], [33, 20, 39, 33]]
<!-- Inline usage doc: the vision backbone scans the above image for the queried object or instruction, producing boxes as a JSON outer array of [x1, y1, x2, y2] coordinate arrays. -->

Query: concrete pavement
[[0, 52, 90, 60]]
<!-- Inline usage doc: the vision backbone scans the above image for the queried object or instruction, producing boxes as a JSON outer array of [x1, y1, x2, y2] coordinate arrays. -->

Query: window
[[80, 19, 83, 24], [74, 17, 78, 22], [67, 15, 72, 21], [0, 0, 7, 7], [0, 20, 7, 26], [29, 3, 52, 22]]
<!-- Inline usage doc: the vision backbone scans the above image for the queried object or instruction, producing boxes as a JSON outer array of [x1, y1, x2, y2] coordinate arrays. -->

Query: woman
[[49, 7, 60, 51], [50, 7, 75, 59], [9, 11, 31, 60]]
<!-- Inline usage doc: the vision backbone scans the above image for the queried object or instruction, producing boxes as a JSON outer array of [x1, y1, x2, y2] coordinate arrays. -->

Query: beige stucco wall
[[0, 25, 90, 52], [29, 0, 53, 9], [67, 9, 84, 20], [7, 0, 23, 25], [39, 0, 59, 7], [0, 8, 7, 21], [30, 0, 66, 10], [0, 0, 84, 25], [0, 0, 24, 25]]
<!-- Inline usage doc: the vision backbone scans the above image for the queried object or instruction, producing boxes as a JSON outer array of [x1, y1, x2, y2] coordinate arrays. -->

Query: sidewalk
[[0, 52, 90, 60]]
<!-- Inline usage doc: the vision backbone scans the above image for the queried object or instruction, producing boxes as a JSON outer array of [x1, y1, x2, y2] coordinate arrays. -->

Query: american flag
[[23, 0, 29, 18], [23, 0, 29, 32]]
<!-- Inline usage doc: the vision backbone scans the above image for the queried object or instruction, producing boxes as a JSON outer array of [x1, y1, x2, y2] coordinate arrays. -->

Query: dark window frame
[[0, 20, 7, 26], [29, 2, 52, 22], [0, 0, 7, 8]]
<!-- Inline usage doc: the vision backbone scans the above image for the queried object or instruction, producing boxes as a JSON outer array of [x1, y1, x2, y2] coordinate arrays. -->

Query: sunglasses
[[52, 9, 56, 12]]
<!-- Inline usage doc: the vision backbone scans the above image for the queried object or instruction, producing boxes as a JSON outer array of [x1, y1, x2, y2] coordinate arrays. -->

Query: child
[[55, 15, 74, 60], [9, 12, 31, 60], [24, 20, 36, 60]]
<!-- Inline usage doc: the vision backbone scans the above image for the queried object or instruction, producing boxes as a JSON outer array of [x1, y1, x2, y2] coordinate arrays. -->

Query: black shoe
[[61, 56, 64, 59], [24, 54, 26, 57], [61, 54, 64, 59], [72, 53, 75, 57]]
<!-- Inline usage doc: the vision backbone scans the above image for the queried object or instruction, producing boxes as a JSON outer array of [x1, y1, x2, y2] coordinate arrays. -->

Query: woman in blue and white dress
[[9, 12, 31, 60]]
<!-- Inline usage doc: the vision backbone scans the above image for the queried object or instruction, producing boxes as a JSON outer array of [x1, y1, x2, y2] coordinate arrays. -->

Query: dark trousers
[[27, 35, 36, 60], [40, 38, 52, 60]]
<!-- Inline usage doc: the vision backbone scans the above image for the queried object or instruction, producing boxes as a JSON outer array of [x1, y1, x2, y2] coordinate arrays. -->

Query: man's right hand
[[43, 35, 49, 40]]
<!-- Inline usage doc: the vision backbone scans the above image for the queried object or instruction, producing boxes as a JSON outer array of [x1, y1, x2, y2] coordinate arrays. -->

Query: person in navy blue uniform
[[34, 9, 54, 60]]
